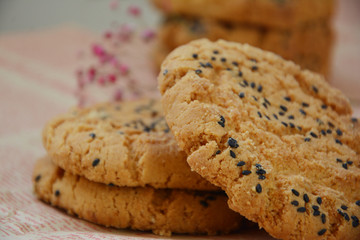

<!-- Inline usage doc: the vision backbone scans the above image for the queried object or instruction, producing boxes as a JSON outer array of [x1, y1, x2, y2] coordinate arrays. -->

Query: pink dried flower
[[108, 74, 117, 83], [118, 24, 134, 42], [128, 5, 141, 16], [98, 77, 106, 85], [141, 29, 156, 42], [118, 63, 129, 75], [103, 31, 112, 39], [92, 44, 106, 57], [114, 89, 123, 101]]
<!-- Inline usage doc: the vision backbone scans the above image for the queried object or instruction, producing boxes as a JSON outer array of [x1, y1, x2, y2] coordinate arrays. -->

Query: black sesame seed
[[205, 62, 213, 68], [200, 200, 208, 207], [228, 138, 239, 148], [108, 183, 114, 186], [216, 150, 221, 155], [239, 92, 245, 98], [335, 139, 343, 145], [284, 96, 291, 102], [302, 102, 309, 107], [242, 170, 252, 175], [265, 115, 271, 120], [351, 118, 358, 123], [312, 205, 319, 211], [321, 213, 326, 224], [341, 205, 348, 210], [218, 121, 225, 127], [259, 175, 266, 180], [238, 71, 243, 77], [92, 158, 100, 167], [336, 129, 343, 136], [163, 69, 168, 75], [297, 126, 303, 131], [344, 213, 350, 221], [257, 112, 262, 118], [237, 161, 246, 167], [299, 109, 307, 116], [336, 158, 343, 163], [255, 164, 262, 169], [289, 123, 295, 128], [297, 207, 306, 213], [342, 163, 348, 169], [211, 56, 216, 61], [279, 111, 285, 116], [213, 50, 219, 54], [314, 210, 320, 216], [273, 114, 278, 120], [192, 53, 198, 59], [256, 184, 262, 193], [221, 57, 226, 62], [288, 115, 294, 120], [320, 130, 326, 136], [356, 200, 360, 206], [326, 129, 332, 134], [232, 61, 238, 66], [257, 85, 263, 93], [243, 79, 248, 86], [304, 137, 311, 142], [321, 104, 328, 109], [264, 98, 271, 106], [303, 194, 310, 203], [256, 169, 266, 175], [292, 189, 300, 196], [291, 200, 299, 206], [35, 175, 41, 182], [328, 122, 335, 128], [200, 62, 206, 68], [318, 229, 326, 236], [281, 122, 288, 127], [226, 67, 231, 70], [252, 96, 258, 101], [262, 103, 268, 109], [338, 209, 345, 216], [206, 195, 216, 201], [353, 219, 360, 228], [89, 133, 96, 138], [347, 161, 353, 165], [312, 86, 319, 93], [230, 150, 236, 158], [195, 69, 202, 75], [310, 132, 318, 138], [55, 190, 60, 197], [250, 82, 256, 88], [280, 105, 288, 112]]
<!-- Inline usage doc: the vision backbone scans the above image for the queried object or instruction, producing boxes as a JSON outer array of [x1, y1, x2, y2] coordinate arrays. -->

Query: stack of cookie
[[33, 99, 246, 236], [152, 0, 335, 76]]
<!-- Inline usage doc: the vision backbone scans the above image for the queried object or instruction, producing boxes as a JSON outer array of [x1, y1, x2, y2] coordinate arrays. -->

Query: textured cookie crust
[[152, 0, 335, 29], [159, 39, 360, 240], [43, 99, 217, 190], [33, 156, 245, 236], [157, 17, 332, 75]]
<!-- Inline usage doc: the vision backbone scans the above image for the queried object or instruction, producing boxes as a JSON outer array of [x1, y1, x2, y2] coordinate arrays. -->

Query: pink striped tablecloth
[[0, 2, 359, 238]]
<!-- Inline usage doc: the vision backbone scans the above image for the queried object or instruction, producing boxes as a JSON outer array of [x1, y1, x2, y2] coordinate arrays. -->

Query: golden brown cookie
[[33, 156, 245, 236], [159, 39, 360, 240], [42, 99, 217, 190], [152, 0, 335, 29], [156, 16, 333, 75]]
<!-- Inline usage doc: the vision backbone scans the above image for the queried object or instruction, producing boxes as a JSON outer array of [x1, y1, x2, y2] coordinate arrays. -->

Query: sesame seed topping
[[342, 163, 348, 169], [250, 58, 257, 63], [303, 194, 310, 203], [92, 158, 100, 167], [258, 175, 266, 180], [256, 169, 266, 175], [55, 190, 60, 197], [89, 133, 96, 138], [242, 170, 252, 175], [347, 161, 353, 165], [256, 184, 262, 193], [216, 150, 221, 155], [312, 86, 319, 93], [257, 112, 262, 118], [221, 57, 226, 62], [238, 71, 243, 77], [314, 210, 320, 216], [288, 115, 294, 120], [352, 118, 358, 123], [292, 189, 300, 196], [310, 132, 318, 138], [252, 96, 258, 101], [291, 200, 299, 206], [326, 129, 332, 134], [108, 183, 114, 186], [230, 150, 236, 158], [297, 207, 306, 213], [281, 122, 288, 127], [35, 175, 41, 182], [304, 138, 311, 142], [284, 96, 291, 102], [312, 205, 319, 211], [279, 111, 285, 116], [243, 79, 248, 86], [239, 92, 245, 98], [213, 50, 219, 54], [206, 62, 213, 68], [320, 130, 326, 136], [264, 98, 271, 106], [273, 114, 278, 120], [250, 82, 256, 88], [321, 104, 328, 109], [289, 123, 295, 128], [228, 138, 239, 148], [211, 56, 216, 61], [318, 229, 326, 236], [262, 103, 268, 109], [328, 122, 335, 128], [192, 53, 198, 59], [232, 61, 238, 66], [344, 213, 350, 221], [302, 102, 309, 107], [237, 161, 245, 167], [255, 163, 262, 168], [297, 126, 303, 131], [352, 216, 359, 228], [265, 115, 271, 120], [200, 200, 208, 207], [218, 116, 225, 127], [321, 214, 326, 224], [341, 205, 348, 210], [280, 105, 288, 112], [336, 129, 343, 136], [163, 69, 168, 75], [299, 109, 307, 116], [335, 139, 343, 145], [195, 69, 202, 75], [317, 197, 322, 205], [257, 85, 263, 93]]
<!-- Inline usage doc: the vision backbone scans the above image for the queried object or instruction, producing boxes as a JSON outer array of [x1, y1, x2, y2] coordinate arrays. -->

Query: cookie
[[42, 99, 217, 190], [33, 156, 245, 236], [156, 16, 332, 75], [152, 0, 335, 29], [158, 39, 360, 239]]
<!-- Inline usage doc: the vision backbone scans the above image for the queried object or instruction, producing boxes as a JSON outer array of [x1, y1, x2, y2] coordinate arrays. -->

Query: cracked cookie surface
[[33, 156, 245, 236], [42, 99, 217, 190], [158, 39, 360, 240]]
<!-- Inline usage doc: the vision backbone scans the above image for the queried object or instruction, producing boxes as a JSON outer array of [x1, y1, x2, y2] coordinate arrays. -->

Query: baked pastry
[[158, 39, 360, 239]]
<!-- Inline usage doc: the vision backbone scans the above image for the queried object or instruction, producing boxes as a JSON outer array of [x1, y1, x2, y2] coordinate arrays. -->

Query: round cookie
[[158, 39, 360, 239], [42, 99, 217, 190], [33, 156, 245, 236], [151, 0, 335, 29]]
